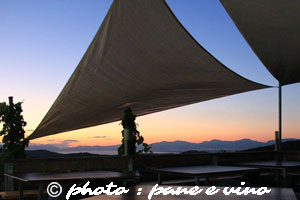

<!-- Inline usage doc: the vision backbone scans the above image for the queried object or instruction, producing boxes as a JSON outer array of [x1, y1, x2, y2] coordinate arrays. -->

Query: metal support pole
[[158, 173, 162, 185], [124, 129, 130, 156], [278, 84, 282, 151], [38, 185, 44, 200], [275, 131, 278, 151], [123, 129, 133, 172], [18, 182, 23, 200]]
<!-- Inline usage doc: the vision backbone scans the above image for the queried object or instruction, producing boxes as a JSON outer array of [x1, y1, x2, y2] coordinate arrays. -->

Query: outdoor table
[[83, 185, 297, 200], [4, 170, 139, 200], [149, 165, 257, 185], [237, 161, 300, 186]]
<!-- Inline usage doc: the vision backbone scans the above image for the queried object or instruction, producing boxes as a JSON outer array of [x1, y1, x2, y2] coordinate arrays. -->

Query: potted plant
[[118, 108, 151, 156]]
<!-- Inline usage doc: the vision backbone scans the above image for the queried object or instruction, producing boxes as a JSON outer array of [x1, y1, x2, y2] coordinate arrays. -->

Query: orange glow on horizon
[[1, 88, 299, 148], [25, 108, 298, 147]]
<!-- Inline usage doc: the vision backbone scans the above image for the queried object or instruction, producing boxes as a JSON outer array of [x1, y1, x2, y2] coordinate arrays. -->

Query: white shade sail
[[29, 0, 269, 140]]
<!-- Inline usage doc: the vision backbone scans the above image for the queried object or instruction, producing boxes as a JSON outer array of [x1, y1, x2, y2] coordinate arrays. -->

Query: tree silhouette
[[0, 97, 29, 159]]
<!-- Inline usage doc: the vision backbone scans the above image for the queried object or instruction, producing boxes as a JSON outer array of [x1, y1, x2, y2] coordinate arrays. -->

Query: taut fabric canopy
[[29, 0, 269, 140], [221, 0, 300, 85]]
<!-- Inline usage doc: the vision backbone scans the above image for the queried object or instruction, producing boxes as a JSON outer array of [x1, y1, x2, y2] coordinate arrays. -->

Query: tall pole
[[278, 83, 282, 151]]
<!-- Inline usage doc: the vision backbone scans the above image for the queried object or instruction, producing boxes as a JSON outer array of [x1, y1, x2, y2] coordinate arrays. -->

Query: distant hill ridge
[[243, 140, 300, 152], [1, 138, 297, 153], [1, 139, 300, 158], [150, 138, 297, 152]]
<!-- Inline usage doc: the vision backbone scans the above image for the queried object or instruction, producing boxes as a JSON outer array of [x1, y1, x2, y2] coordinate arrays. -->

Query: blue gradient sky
[[0, 0, 299, 147]]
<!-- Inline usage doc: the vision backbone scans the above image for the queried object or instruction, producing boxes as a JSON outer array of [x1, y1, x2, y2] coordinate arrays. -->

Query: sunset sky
[[0, 0, 299, 148]]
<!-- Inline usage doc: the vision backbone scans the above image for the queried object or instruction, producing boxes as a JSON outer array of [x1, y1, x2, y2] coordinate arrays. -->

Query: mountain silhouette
[[1, 138, 294, 153]]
